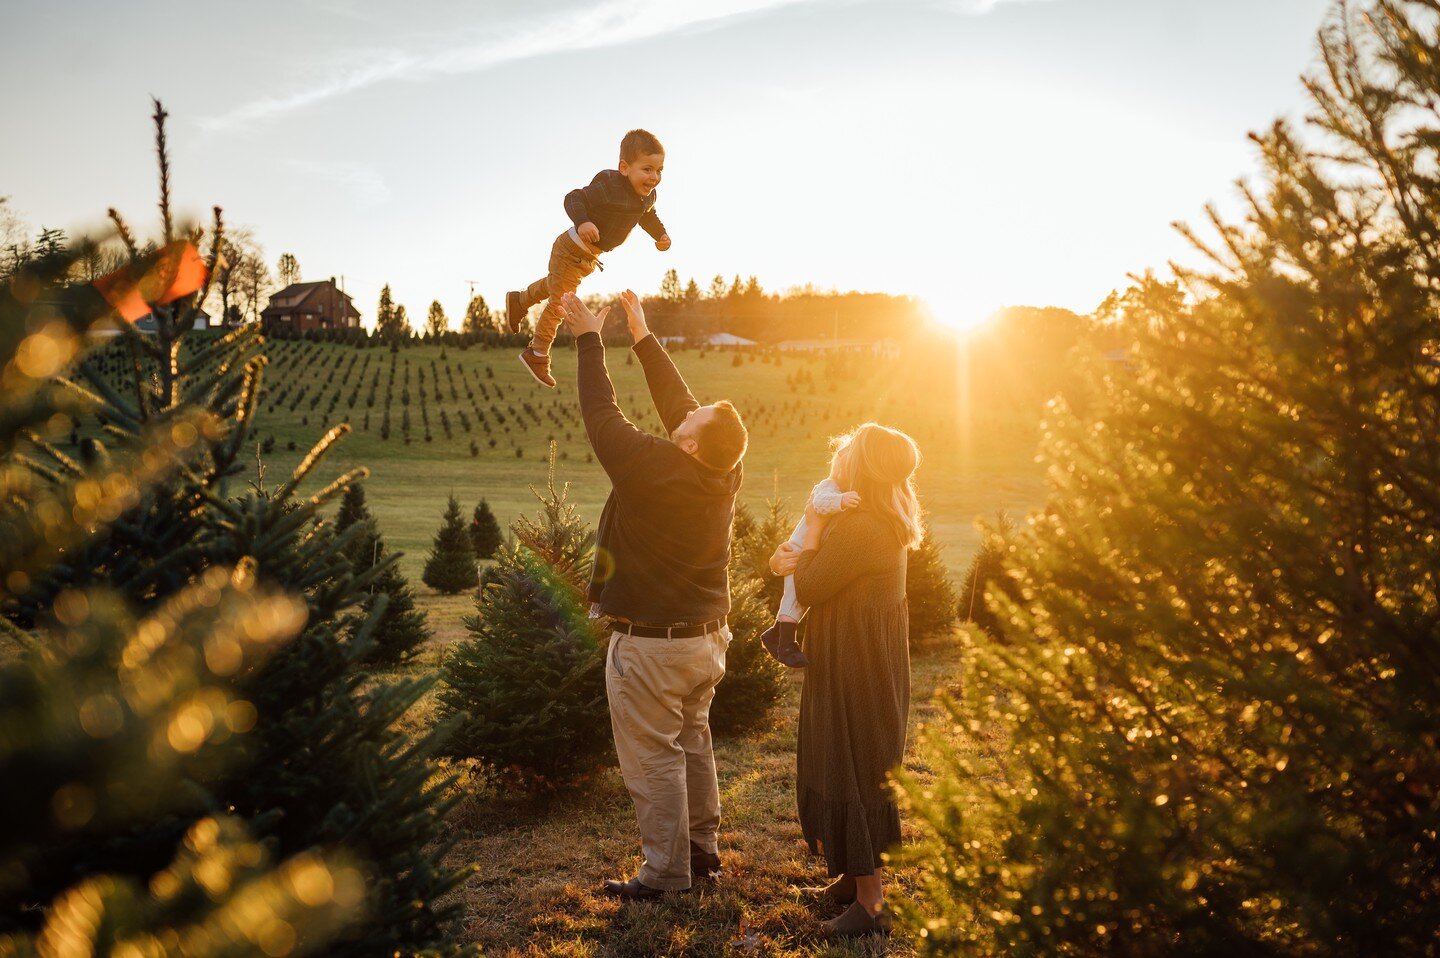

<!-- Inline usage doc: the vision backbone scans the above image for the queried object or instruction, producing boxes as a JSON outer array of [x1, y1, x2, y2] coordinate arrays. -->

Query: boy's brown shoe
[[505, 291, 526, 333], [519, 349, 556, 388]]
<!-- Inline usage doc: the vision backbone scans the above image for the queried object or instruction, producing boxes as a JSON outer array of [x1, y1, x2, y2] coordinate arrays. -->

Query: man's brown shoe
[[799, 874, 855, 907], [602, 876, 672, 901], [519, 348, 556, 388], [820, 901, 892, 938], [690, 841, 722, 884], [505, 291, 526, 333]]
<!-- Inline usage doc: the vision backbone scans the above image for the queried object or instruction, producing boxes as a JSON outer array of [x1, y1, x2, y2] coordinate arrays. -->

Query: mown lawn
[[390, 607, 993, 957]]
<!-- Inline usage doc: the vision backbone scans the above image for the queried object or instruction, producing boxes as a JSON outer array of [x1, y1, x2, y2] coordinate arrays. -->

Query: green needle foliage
[[469, 498, 503, 560], [334, 482, 430, 666], [0, 160, 363, 953], [898, 4, 1440, 953], [907, 521, 959, 644], [957, 512, 1017, 640], [709, 570, 788, 735], [423, 494, 478, 594], [1, 102, 473, 956], [437, 447, 611, 789]]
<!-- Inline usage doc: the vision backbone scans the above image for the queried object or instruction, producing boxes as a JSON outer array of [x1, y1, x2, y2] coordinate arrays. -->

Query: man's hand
[[619, 289, 649, 343], [561, 293, 610, 337], [578, 221, 600, 245], [841, 491, 862, 510], [655, 233, 672, 251]]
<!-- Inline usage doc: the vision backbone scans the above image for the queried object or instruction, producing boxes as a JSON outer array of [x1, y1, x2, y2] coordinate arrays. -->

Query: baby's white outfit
[[778, 478, 846, 621]]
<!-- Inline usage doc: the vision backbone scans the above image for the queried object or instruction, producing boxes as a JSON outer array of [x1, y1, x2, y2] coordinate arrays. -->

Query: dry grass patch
[[408, 620, 983, 957]]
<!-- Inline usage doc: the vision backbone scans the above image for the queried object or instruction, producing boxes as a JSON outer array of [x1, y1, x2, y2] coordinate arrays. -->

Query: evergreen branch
[[152, 98, 173, 244], [277, 423, 350, 501], [73, 360, 143, 431], [107, 207, 138, 258]]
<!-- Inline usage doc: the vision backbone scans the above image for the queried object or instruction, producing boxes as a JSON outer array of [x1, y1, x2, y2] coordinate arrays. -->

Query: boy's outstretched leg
[[517, 234, 598, 388]]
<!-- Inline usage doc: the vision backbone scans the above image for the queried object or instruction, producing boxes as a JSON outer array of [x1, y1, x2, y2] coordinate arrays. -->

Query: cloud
[[285, 159, 391, 206], [944, 0, 1058, 12], [202, 0, 818, 131]]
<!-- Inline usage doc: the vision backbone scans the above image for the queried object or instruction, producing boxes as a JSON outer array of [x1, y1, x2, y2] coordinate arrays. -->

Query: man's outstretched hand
[[619, 289, 650, 343], [561, 293, 609, 337]]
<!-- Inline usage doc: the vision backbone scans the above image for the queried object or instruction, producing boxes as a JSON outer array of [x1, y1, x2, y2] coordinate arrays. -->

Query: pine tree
[[462, 294, 493, 333], [906, 521, 958, 644], [957, 512, 1017, 639], [276, 251, 300, 285], [423, 494, 478, 594], [394, 303, 409, 337], [426, 299, 448, 336], [470, 498, 503, 560], [1, 102, 471, 956], [334, 482, 431, 666], [375, 283, 397, 336], [899, 5, 1440, 952], [709, 565, 788, 735], [436, 448, 610, 787], [659, 267, 682, 302]]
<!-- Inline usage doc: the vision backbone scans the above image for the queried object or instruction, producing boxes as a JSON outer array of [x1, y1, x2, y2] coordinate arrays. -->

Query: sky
[[1, 0, 1334, 331]]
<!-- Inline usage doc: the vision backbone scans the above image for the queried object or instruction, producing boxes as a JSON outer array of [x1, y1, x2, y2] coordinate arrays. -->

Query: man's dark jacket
[[576, 331, 740, 624]]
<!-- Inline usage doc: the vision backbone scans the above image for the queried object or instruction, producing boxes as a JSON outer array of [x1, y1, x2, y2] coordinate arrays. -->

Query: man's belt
[[608, 617, 727, 639]]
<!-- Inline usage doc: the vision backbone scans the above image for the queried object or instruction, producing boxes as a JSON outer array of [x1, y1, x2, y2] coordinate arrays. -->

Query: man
[[559, 289, 748, 900]]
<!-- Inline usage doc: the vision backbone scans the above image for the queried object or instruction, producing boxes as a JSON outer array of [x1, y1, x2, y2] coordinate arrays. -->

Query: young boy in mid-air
[[506, 129, 671, 388]]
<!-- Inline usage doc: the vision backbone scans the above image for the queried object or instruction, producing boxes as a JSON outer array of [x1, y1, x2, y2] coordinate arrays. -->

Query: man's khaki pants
[[606, 625, 730, 891], [520, 231, 599, 354]]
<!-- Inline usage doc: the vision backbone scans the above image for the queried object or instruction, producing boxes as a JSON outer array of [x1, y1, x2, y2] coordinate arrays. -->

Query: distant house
[[776, 338, 898, 357], [656, 331, 757, 348], [260, 278, 361, 332], [94, 307, 212, 337]]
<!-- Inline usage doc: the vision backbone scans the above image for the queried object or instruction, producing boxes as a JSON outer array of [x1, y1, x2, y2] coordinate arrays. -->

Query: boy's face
[[619, 151, 664, 197]]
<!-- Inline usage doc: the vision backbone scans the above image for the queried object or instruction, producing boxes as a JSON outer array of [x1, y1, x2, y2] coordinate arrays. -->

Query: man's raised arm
[[618, 290, 699, 434], [562, 295, 653, 480]]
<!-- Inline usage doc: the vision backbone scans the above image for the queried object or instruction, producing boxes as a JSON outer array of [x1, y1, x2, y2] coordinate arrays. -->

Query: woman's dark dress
[[793, 509, 910, 877]]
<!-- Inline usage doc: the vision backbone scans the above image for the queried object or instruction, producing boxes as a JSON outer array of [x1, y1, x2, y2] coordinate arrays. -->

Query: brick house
[[260, 278, 361, 331]]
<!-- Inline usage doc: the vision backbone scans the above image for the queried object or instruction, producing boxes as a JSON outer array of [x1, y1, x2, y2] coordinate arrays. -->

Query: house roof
[[262, 280, 360, 318]]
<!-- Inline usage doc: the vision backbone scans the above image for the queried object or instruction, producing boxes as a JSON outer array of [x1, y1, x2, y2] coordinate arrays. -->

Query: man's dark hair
[[697, 400, 747, 472], [620, 129, 665, 163]]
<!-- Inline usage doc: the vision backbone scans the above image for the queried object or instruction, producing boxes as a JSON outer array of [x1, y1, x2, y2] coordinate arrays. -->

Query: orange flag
[[93, 240, 209, 323]]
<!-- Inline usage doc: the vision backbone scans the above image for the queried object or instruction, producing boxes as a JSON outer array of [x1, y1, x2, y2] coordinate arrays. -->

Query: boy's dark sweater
[[565, 170, 667, 253], [576, 331, 739, 624]]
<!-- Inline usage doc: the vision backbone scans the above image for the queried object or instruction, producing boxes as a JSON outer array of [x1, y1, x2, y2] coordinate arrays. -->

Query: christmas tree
[[709, 568, 788, 735], [423, 494, 478, 594], [906, 522, 958, 644], [436, 447, 610, 788], [2, 102, 473, 956], [470, 498, 503, 560], [957, 512, 1017, 639], [898, 4, 1440, 953], [333, 482, 430, 666]]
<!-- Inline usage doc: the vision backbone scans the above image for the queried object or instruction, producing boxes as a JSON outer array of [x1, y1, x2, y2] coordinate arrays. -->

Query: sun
[[921, 296, 1000, 335]]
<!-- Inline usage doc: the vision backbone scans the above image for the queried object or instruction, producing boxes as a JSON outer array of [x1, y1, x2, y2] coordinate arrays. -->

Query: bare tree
[[234, 250, 273, 324]]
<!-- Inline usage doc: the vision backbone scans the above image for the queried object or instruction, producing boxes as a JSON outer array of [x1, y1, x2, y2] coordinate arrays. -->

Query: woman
[[769, 422, 923, 937]]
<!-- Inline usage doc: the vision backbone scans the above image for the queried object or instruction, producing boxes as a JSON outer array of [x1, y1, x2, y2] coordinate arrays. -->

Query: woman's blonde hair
[[834, 423, 924, 549]]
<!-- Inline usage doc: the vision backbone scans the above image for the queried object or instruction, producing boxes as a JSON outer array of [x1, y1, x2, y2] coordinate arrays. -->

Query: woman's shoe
[[798, 874, 856, 907], [820, 901, 892, 938]]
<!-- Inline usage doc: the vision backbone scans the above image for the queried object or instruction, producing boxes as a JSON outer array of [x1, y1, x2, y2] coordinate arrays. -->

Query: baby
[[761, 441, 861, 668], [506, 129, 671, 388]]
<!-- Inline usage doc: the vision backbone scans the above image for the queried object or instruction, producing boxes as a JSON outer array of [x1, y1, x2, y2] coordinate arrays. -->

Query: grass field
[[391, 626, 991, 957], [187, 335, 1051, 583]]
